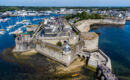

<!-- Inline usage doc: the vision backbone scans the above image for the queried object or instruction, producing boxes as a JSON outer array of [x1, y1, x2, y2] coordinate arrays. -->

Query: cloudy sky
[[0, 0, 130, 7]]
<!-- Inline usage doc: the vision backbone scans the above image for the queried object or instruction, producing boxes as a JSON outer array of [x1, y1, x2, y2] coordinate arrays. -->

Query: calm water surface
[[92, 21, 130, 79]]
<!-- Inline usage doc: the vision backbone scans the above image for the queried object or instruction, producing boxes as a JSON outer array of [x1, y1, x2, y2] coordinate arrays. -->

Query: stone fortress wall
[[74, 19, 125, 32], [35, 40, 83, 66], [13, 17, 118, 80]]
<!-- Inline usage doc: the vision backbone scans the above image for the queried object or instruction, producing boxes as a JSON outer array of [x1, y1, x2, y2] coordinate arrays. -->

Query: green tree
[[65, 14, 72, 20], [80, 11, 90, 20], [57, 41, 62, 47]]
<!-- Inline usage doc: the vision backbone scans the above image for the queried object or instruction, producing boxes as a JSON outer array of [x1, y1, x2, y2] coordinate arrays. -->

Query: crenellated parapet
[[13, 31, 33, 52]]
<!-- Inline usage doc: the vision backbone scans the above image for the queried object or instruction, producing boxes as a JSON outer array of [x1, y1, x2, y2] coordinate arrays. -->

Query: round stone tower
[[80, 32, 99, 52]]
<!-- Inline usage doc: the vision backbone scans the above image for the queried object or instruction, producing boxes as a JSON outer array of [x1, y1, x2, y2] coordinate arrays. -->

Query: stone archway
[[77, 54, 81, 58], [82, 55, 86, 59]]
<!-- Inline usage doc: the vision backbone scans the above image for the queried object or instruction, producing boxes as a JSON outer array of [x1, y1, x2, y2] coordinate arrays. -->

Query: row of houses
[[1, 8, 130, 19]]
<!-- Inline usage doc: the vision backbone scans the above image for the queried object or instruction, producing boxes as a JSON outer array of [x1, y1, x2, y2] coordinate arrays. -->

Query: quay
[[12, 17, 118, 80]]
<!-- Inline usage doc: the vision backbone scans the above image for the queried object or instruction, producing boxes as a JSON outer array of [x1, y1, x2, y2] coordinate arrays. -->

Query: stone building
[[80, 32, 99, 52]]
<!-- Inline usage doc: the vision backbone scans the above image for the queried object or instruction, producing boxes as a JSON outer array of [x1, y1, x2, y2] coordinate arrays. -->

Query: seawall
[[75, 19, 125, 32]]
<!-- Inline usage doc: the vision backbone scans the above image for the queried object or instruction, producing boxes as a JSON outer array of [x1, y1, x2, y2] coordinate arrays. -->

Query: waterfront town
[[0, 7, 129, 80], [1, 8, 130, 19]]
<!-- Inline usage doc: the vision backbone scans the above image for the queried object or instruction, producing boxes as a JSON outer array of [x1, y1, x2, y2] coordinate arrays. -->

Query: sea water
[[91, 21, 130, 80]]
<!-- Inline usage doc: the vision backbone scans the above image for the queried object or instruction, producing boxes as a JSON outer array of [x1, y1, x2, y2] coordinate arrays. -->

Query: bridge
[[69, 22, 80, 33], [32, 22, 44, 39], [97, 64, 118, 80], [75, 49, 117, 80]]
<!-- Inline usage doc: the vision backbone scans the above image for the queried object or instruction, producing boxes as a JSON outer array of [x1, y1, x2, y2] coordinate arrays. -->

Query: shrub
[[57, 41, 62, 46]]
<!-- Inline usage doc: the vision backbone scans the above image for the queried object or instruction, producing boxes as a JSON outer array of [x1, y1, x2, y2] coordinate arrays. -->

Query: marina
[[0, 14, 65, 51]]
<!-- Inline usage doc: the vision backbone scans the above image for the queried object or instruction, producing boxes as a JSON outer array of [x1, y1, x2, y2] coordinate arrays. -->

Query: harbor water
[[91, 21, 130, 80]]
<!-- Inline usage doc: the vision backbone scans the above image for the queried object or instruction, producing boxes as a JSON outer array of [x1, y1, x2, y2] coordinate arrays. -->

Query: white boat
[[33, 18, 38, 21], [0, 21, 5, 34], [0, 31, 4, 35], [2, 18, 10, 22], [9, 30, 23, 35], [21, 19, 31, 25], [22, 20, 29, 22], [0, 19, 4, 22], [0, 29, 5, 35], [7, 24, 16, 31], [9, 24, 24, 35], [18, 26, 23, 31], [7, 25, 13, 30], [24, 21, 31, 25], [7, 26, 12, 31], [16, 22, 21, 25], [15, 30, 23, 34], [16, 21, 23, 25], [7, 28, 10, 31]]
